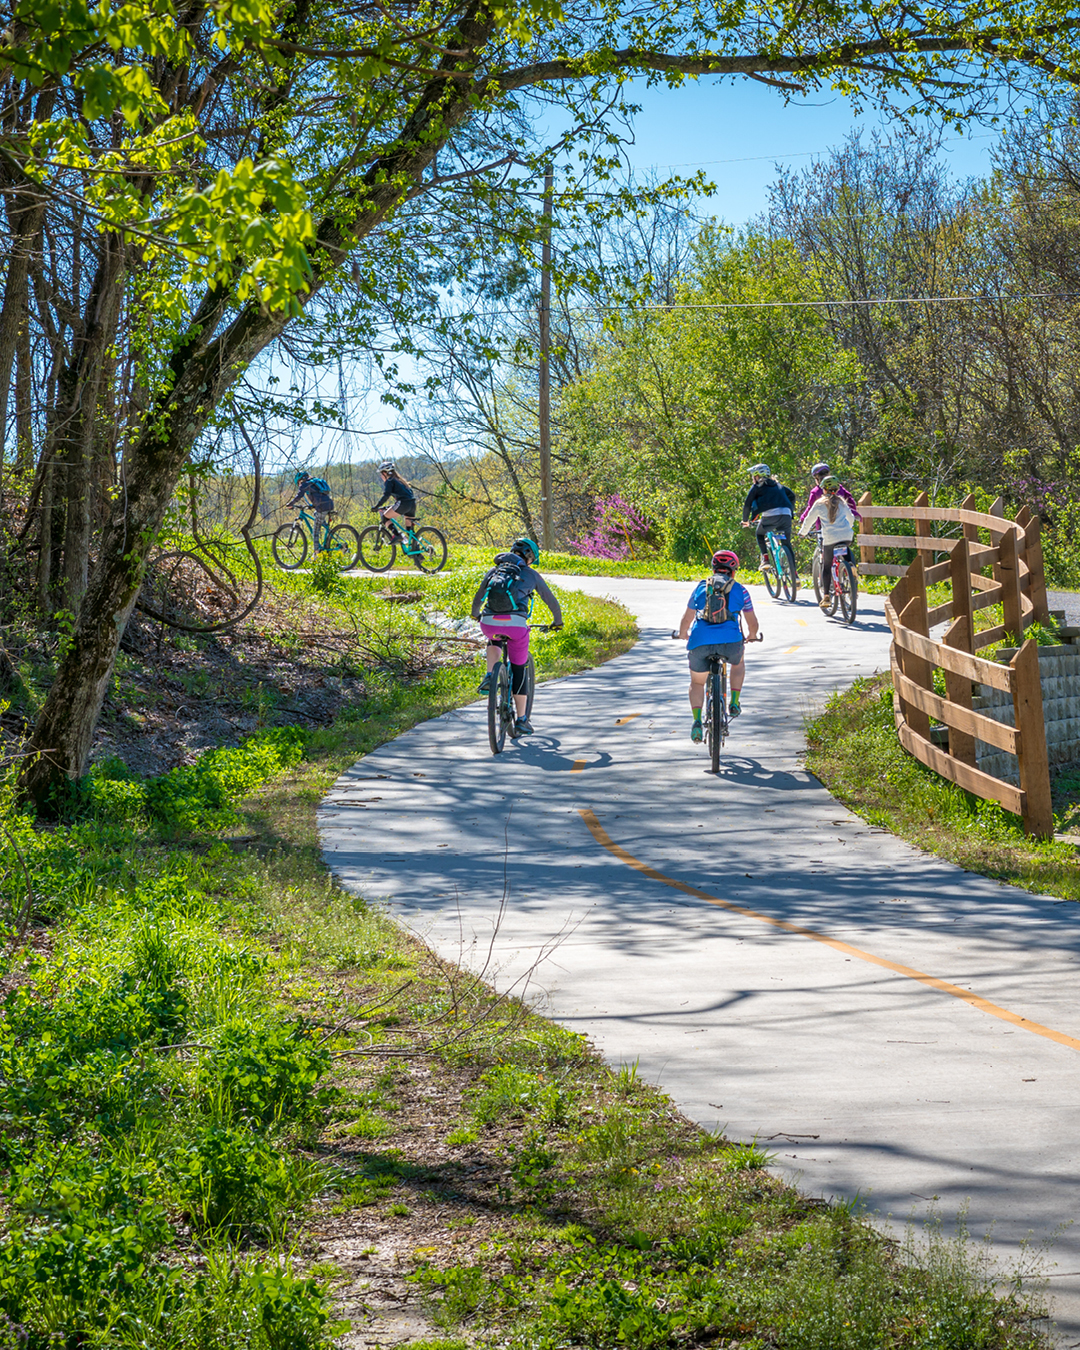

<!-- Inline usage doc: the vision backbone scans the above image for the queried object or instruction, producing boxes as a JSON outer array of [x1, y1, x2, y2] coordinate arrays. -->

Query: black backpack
[[701, 574, 735, 625], [484, 553, 528, 615]]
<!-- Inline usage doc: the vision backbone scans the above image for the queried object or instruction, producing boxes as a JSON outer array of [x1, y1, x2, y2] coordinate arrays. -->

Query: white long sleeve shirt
[[798, 496, 856, 545]]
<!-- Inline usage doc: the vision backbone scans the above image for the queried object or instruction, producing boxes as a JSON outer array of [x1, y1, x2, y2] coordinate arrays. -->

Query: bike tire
[[524, 654, 536, 721], [272, 522, 308, 570], [487, 660, 509, 754], [826, 568, 841, 617], [838, 560, 858, 624], [358, 525, 397, 573], [710, 665, 722, 773], [763, 564, 780, 599], [411, 526, 447, 573], [327, 524, 361, 571], [781, 547, 798, 602], [812, 550, 823, 604]]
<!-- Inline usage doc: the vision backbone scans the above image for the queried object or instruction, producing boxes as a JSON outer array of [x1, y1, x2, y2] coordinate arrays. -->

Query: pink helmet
[[712, 549, 739, 573]]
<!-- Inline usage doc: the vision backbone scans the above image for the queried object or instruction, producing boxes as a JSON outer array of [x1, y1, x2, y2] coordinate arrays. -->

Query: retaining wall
[[973, 645, 1080, 785]]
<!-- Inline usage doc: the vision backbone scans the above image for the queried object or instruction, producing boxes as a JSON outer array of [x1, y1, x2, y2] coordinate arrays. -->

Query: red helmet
[[712, 549, 739, 573]]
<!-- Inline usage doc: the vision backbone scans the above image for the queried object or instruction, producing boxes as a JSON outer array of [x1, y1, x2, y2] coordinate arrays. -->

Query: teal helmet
[[512, 537, 540, 565], [293, 470, 310, 487]]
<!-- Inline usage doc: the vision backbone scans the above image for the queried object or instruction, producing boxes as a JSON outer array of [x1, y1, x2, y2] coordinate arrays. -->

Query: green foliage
[[86, 726, 305, 833], [203, 1020, 337, 1126], [469, 1065, 575, 1128]]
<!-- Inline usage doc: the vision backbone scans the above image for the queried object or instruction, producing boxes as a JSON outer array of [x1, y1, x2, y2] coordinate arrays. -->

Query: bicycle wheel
[[811, 549, 823, 604], [410, 526, 447, 573], [272, 522, 308, 570], [523, 654, 536, 721], [358, 525, 396, 573], [837, 560, 858, 624], [780, 546, 798, 602], [327, 524, 361, 571], [762, 563, 780, 599], [709, 664, 722, 773], [826, 566, 841, 617], [487, 660, 510, 754]]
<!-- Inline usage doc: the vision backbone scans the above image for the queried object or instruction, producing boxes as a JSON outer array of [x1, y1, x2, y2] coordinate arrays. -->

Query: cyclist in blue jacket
[[741, 464, 797, 576], [286, 471, 334, 554], [677, 549, 761, 741]]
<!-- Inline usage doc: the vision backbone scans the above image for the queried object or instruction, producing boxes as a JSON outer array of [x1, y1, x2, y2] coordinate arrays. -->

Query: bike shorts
[[480, 619, 530, 666], [390, 496, 416, 518], [688, 640, 744, 673]]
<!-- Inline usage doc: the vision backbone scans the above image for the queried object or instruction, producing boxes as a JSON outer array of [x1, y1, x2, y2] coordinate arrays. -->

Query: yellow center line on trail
[[784, 645, 801, 654], [572, 758, 589, 773], [615, 714, 642, 725], [579, 808, 1080, 1055], [795, 619, 808, 627]]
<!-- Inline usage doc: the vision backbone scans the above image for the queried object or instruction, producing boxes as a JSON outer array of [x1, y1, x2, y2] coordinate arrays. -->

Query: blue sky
[[582, 76, 1001, 225]]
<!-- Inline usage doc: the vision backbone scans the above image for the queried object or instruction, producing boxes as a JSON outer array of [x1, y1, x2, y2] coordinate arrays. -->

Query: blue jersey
[[686, 579, 753, 648]]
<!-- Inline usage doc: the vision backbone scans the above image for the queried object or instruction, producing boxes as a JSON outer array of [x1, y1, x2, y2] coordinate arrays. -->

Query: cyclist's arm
[[677, 606, 696, 641], [798, 485, 820, 523], [373, 484, 393, 509], [797, 502, 821, 536], [532, 576, 564, 627], [285, 491, 304, 508], [743, 606, 760, 641], [470, 571, 493, 620], [741, 485, 758, 524]]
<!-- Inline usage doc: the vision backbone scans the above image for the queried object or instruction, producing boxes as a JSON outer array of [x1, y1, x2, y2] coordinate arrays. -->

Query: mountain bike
[[486, 625, 548, 755], [272, 510, 361, 571], [813, 540, 858, 623], [358, 512, 447, 573], [672, 632, 764, 772], [760, 527, 797, 602]]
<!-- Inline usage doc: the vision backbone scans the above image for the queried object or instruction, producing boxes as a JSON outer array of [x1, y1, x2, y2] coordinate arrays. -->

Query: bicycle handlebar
[[671, 630, 763, 642]]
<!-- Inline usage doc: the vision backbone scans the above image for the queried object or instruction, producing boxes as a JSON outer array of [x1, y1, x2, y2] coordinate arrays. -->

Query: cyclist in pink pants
[[470, 537, 563, 736]]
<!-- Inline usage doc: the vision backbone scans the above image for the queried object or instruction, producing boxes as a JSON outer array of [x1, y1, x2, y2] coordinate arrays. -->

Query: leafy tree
[[5, 0, 1080, 799], [559, 228, 861, 557]]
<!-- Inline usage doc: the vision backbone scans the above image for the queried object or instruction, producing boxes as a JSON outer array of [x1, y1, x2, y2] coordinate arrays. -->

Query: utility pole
[[538, 164, 553, 551]]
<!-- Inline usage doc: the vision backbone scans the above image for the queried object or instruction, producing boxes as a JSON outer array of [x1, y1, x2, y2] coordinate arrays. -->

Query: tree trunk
[[14, 298, 32, 471], [55, 237, 126, 613], [0, 198, 44, 462]]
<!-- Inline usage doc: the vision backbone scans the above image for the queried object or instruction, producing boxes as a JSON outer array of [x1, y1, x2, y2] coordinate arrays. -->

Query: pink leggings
[[480, 620, 530, 665]]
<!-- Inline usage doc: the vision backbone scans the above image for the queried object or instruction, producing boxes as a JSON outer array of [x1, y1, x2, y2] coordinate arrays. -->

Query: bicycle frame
[[485, 624, 548, 754]]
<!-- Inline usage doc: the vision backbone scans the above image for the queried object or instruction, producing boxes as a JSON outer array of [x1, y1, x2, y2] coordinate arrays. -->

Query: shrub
[[203, 1021, 336, 1126]]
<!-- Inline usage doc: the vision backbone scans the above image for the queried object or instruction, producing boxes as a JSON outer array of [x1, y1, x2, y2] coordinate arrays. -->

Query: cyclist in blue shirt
[[676, 549, 761, 742]]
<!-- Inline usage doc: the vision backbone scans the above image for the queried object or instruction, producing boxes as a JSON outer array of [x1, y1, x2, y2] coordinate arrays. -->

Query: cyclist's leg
[[777, 519, 797, 573], [687, 649, 708, 740], [495, 626, 532, 726], [313, 510, 328, 553], [479, 621, 510, 691], [724, 638, 747, 714], [819, 542, 836, 606], [755, 521, 770, 566]]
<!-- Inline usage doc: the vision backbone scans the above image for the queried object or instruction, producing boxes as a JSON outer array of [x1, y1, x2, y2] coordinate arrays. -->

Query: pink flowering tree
[[568, 495, 653, 560]]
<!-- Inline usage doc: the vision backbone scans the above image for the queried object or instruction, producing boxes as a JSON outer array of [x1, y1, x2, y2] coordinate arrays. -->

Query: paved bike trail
[[320, 576, 1080, 1342]]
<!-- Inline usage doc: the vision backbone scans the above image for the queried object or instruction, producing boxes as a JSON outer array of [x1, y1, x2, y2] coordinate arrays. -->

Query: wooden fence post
[[1022, 510, 1051, 625], [857, 491, 874, 574], [913, 489, 932, 559], [943, 537, 976, 767], [960, 492, 979, 546], [1011, 638, 1054, 838], [897, 553, 932, 742], [998, 525, 1023, 642]]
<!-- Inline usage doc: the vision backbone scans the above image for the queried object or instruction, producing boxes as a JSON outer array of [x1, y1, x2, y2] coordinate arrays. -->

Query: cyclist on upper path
[[286, 470, 334, 554], [677, 549, 760, 742], [373, 462, 419, 549], [799, 476, 858, 610], [741, 465, 797, 575], [799, 461, 861, 529], [470, 538, 564, 738]]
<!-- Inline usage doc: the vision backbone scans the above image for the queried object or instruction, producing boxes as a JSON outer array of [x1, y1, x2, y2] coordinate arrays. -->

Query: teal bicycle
[[761, 527, 798, 602], [272, 510, 361, 571]]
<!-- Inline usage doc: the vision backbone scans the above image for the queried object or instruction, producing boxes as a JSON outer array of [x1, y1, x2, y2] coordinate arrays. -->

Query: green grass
[[805, 674, 1080, 901], [0, 560, 1053, 1348]]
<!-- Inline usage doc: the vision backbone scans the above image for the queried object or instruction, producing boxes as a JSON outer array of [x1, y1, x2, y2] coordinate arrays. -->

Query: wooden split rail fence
[[862, 492, 1055, 839]]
